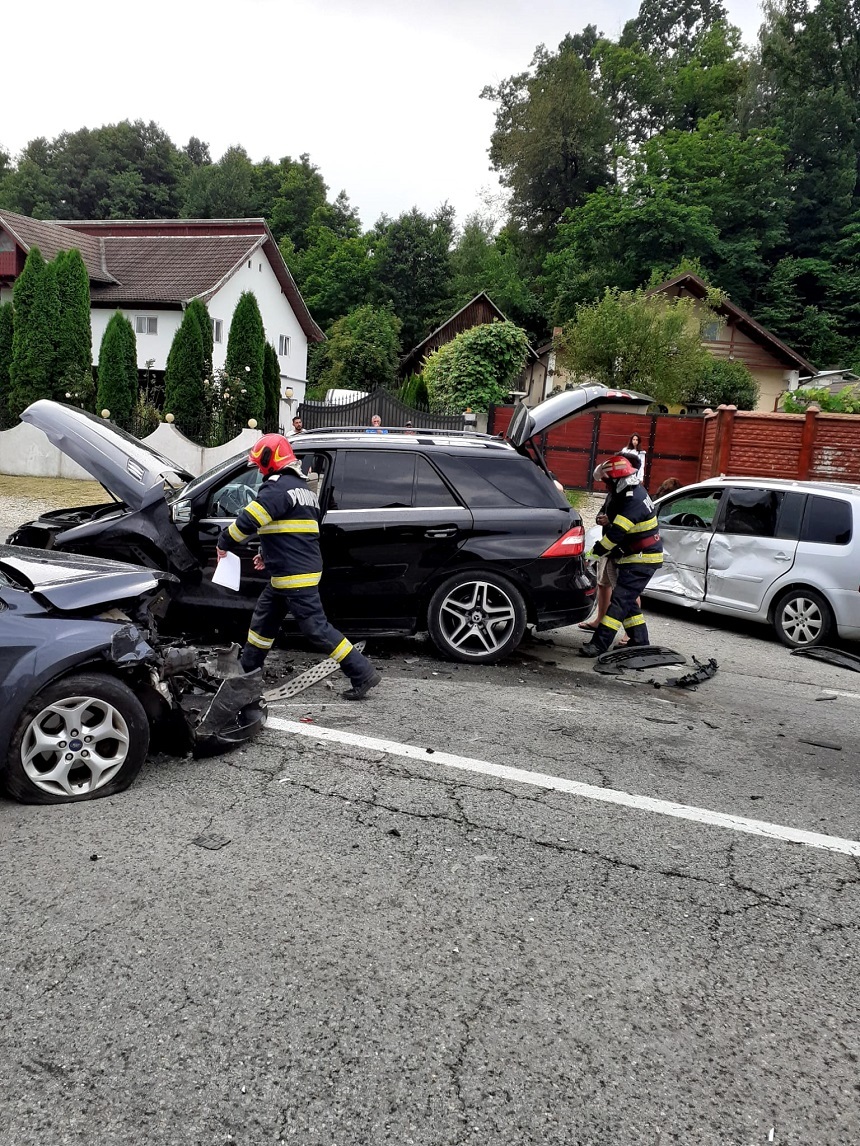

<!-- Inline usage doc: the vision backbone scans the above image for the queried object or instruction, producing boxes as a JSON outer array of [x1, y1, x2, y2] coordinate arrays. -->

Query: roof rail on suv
[[297, 426, 499, 440]]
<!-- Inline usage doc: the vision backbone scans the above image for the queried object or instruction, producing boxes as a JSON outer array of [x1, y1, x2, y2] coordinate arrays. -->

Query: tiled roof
[[88, 234, 261, 304], [0, 209, 116, 283]]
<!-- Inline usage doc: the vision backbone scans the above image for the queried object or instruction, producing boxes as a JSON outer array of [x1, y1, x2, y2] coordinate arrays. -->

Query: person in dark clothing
[[217, 434, 381, 700], [579, 454, 663, 657]]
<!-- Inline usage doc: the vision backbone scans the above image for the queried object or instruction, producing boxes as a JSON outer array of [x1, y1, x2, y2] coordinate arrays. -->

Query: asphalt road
[[3, 604, 860, 1145]]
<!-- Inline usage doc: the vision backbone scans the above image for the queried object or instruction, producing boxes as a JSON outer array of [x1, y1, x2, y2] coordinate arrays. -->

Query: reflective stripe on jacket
[[592, 484, 663, 565], [218, 471, 323, 585]]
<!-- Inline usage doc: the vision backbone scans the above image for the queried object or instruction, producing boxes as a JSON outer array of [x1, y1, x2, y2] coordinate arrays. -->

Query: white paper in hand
[[212, 551, 241, 591]]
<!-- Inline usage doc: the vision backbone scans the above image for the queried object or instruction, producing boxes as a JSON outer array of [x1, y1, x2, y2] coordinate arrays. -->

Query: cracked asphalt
[[3, 604, 860, 1146]]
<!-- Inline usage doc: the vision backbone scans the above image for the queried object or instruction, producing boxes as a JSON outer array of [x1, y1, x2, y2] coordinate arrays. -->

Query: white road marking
[[266, 716, 860, 859]]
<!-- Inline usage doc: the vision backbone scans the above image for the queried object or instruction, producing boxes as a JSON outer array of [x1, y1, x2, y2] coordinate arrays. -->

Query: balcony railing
[[0, 250, 18, 277]]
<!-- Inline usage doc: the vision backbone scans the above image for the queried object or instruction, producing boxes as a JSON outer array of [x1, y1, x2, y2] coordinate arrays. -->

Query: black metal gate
[[296, 391, 465, 432]]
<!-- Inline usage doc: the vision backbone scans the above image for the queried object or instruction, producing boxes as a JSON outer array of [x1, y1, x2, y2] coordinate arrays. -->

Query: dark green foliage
[[96, 312, 138, 427], [782, 384, 860, 414], [54, 249, 93, 405], [423, 321, 531, 414], [481, 43, 614, 244], [398, 372, 429, 408], [224, 291, 266, 424], [263, 342, 281, 431], [0, 302, 13, 424], [185, 297, 213, 381], [8, 247, 60, 417], [314, 305, 401, 393], [268, 154, 328, 250], [372, 207, 455, 350], [682, 358, 760, 409], [164, 306, 207, 428]]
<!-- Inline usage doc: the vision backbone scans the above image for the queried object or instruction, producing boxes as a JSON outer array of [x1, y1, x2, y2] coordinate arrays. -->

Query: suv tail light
[[540, 525, 585, 558]]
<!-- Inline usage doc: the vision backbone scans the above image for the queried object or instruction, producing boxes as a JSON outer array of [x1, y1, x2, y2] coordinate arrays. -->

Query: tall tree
[[263, 342, 281, 432], [185, 297, 213, 381], [450, 215, 545, 340], [8, 247, 60, 417], [96, 312, 138, 427], [54, 249, 93, 399], [224, 291, 266, 423], [481, 42, 614, 246], [182, 145, 255, 219], [372, 206, 455, 349], [0, 301, 13, 424], [164, 305, 207, 427], [268, 154, 329, 250], [312, 305, 401, 394], [282, 226, 374, 330]]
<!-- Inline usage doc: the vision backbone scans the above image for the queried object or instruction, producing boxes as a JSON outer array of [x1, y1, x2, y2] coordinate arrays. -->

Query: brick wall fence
[[489, 404, 860, 491]]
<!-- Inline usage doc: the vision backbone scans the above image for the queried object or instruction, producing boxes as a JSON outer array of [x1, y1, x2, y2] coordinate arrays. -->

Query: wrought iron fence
[[297, 390, 466, 432]]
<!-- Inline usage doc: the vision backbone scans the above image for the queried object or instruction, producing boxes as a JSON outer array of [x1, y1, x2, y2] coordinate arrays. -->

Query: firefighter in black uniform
[[216, 434, 381, 700], [579, 453, 663, 656]]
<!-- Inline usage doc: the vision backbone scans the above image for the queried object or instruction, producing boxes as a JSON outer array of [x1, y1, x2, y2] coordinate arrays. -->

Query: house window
[[135, 316, 158, 335], [702, 321, 720, 341], [211, 318, 223, 343], [278, 335, 291, 356]]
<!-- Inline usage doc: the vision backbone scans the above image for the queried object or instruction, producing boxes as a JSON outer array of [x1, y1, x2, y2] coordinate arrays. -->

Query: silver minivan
[[646, 477, 860, 647]]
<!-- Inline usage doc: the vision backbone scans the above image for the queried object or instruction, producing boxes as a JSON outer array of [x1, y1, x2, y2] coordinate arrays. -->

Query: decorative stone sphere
[[248, 419, 258, 429], [100, 409, 110, 419], [165, 413, 175, 424]]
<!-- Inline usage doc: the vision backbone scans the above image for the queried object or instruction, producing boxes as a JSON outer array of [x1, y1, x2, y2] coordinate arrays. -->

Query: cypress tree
[[96, 312, 138, 428], [224, 290, 265, 424], [163, 305, 206, 429], [0, 302, 13, 425], [263, 342, 281, 431], [9, 246, 60, 418], [55, 249, 93, 406], [186, 297, 213, 382]]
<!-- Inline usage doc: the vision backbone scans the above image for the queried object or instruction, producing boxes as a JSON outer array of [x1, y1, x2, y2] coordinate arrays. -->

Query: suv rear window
[[435, 454, 564, 509], [801, 496, 852, 545]]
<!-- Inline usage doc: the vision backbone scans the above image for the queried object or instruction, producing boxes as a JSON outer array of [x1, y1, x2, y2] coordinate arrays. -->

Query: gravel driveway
[[0, 476, 109, 542]]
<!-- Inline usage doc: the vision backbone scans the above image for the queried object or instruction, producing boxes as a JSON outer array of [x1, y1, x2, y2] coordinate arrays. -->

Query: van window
[[802, 496, 852, 545], [657, 488, 723, 530], [719, 488, 783, 538]]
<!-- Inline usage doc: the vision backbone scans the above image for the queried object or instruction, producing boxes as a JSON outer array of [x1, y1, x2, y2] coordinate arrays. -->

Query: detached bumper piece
[[594, 645, 688, 676], [667, 657, 719, 689], [791, 646, 860, 673], [190, 670, 267, 757], [160, 642, 267, 756]]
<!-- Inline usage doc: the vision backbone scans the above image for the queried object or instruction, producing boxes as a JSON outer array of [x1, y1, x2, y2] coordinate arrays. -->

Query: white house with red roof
[[0, 211, 324, 415]]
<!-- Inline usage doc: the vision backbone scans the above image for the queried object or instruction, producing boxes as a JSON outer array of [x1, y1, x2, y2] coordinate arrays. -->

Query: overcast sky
[[4, 0, 765, 228]]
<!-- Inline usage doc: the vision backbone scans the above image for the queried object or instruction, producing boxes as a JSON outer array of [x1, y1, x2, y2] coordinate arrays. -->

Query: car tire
[[427, 571, 527, 664], [2, 673, 150, 805], [772, 588, 834, 649]]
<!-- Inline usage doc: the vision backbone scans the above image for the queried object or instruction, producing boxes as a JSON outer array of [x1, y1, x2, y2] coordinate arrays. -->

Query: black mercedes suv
[[9, 386, 651, 663]]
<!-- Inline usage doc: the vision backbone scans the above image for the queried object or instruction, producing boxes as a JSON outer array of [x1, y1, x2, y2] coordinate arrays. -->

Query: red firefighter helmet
[[248, 434, 297, 475], [594, 454, 637, 482]]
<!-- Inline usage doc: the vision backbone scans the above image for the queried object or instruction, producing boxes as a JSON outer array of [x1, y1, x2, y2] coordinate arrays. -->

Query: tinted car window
[[802, 496, 853, 545], [435, 454, 563, 509], [331, 451, 415, 510], [657, 488, 723, 529], [414, 457, 458, 507], [719, 488, 783, 538], [775, 491, 806, 540]]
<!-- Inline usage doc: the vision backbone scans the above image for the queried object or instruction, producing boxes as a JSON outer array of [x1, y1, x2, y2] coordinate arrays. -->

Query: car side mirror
[[172, 501, 192, 525]]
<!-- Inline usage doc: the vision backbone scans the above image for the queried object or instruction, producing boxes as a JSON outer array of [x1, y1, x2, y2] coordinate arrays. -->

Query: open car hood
[[505, 385, 654, 448], [0, 545, 175, 612], [21, 400, 194, 511]]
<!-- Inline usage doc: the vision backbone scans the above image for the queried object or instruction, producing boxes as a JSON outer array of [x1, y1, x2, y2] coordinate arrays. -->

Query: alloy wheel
[[20, 696, 131, 799], [780, 596, 824, 646], [437, 580, 518, 656]]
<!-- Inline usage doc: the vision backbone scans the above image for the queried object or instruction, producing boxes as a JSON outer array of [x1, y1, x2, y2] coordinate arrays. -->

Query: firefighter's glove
[[584, 548, 600, 562]]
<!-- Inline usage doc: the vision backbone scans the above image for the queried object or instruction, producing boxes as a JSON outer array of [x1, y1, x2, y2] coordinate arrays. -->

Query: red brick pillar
[[797, 406, 819, 480], [710, 405, 736, 477]]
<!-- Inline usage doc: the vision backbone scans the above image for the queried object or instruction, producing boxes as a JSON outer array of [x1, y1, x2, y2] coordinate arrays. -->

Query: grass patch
[[565, 489, 587, 509], [0, 476, 110, 506]]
